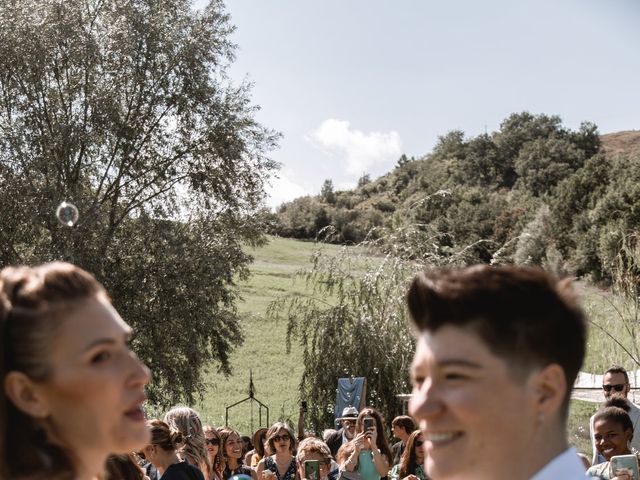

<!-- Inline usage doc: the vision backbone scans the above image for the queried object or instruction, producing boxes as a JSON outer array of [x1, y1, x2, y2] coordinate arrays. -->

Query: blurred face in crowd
[[297, 451, 330, 480], [206, 431, 220, 463], [603, 372, 629, 400], [272, 428, 292, 454], [342, 419, 356, 439], [409, 326, 539, 480]]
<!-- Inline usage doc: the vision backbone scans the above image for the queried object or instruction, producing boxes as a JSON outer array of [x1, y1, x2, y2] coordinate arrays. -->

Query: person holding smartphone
[[337, 408, 392, 480], [296, 437, 336, 480], [587, 398, 639, 479]]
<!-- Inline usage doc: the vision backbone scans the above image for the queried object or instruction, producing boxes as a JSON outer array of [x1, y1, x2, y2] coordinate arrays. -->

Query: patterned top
[[265, 455, 297, 480], [222, 464, 252, 480]]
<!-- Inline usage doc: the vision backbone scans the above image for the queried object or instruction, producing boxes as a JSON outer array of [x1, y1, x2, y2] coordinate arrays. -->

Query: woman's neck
[[227, 457, 240, 469], [155, 450, 181, 475], [274, 451, 292, 463]]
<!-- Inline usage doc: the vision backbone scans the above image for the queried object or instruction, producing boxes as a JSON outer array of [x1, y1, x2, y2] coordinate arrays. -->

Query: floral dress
[[264, 456, 297, 480]]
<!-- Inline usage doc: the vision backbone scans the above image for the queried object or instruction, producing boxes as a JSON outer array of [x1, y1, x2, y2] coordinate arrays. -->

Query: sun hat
[[337, 406, 359, 421]]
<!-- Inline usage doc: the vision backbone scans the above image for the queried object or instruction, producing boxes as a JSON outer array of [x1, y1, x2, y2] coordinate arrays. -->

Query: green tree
[[0, 0, 279, 405], [269, 244, 415, 431], [320, 178, 336, 204]]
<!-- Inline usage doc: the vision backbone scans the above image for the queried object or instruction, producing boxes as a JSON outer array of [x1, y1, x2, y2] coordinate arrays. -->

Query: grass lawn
[[195, 236, 346, 435], [195, 235, 638, 460]]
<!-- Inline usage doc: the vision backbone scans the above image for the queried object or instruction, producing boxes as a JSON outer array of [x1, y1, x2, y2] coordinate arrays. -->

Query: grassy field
[[195, 235, 639, 458], [195, 236, 346, 434]]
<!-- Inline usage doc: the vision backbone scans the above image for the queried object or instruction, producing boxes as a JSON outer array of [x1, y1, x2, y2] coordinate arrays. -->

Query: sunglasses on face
[[273, 434, 290, 443], [603, 383, 627, 393], [343, 420, 356, 426], [206, 438, 220, 446]]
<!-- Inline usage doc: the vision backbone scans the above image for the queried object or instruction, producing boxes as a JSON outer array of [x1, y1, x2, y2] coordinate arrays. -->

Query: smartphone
[[610, 454, 639, 480], [304, 460, 320, 480], [301, 401, 308, 412], [363, 417, 375, 431]]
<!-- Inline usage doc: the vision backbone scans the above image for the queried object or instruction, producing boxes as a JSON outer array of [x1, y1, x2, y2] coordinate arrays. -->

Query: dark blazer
[[326, 427, 347, 457]]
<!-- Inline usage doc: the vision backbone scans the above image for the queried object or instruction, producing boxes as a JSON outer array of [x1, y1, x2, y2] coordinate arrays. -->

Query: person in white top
[[589, 365, 640, 465], [406, 266, 589, 480]]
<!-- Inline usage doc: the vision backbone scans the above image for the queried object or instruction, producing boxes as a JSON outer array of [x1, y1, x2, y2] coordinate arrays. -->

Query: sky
[[195, 0, 640, 209]]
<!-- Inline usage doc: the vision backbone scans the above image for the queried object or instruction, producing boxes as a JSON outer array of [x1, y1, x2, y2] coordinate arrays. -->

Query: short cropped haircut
[[605, 365, 630, 384], [391, 416, 415, 433], [297, 437, 332, 465], [406, 265, 586, 409]]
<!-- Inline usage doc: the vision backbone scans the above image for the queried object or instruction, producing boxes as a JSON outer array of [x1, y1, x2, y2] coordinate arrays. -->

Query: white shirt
[[530, 447, 589, 480], [590, 399, 640, 464]]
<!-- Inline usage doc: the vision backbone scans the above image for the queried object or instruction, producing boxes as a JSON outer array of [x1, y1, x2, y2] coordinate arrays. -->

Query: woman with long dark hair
[[0, 262, 150, 480], [337, 407, 392, 480], [389, 431, 428, 480], [220, 427, 253, 480]]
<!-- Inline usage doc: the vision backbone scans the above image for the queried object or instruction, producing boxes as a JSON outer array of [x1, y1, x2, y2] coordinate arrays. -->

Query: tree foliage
[[0, 0, 279, 405], [269, 240, 415, 431]]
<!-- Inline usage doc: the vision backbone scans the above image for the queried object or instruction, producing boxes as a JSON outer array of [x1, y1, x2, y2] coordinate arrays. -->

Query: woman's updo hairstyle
[[593, 397, 634, 434], [148, 419, 184, 451], [0, 262, 106, 479]]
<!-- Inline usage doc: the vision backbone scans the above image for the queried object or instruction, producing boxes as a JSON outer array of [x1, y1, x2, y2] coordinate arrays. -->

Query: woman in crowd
[[246, 428, 268, 468], [0, 262, 151, 480], [141, 419, 204, 480], [256, 422, 298, 480], [388, 431, 428, 480], [296, 437, 337, 480], [587, 398, 638, 479], [105, 453, 149, 480], [220, 427, 253, 479], [337, 407, 392, 480], [164, 406, 211, 479], [204, 425, 224, 480]]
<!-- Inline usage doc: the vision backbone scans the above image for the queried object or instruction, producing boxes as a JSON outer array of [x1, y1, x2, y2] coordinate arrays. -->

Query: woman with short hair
[[0, 262, 151, 480], [296, 437, 335, 480], [256, 422, 298, 480]]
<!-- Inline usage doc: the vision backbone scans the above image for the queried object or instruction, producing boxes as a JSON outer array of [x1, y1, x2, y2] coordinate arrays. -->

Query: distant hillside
[[270, 112, 640, 284], [601, 130, 640, 158]]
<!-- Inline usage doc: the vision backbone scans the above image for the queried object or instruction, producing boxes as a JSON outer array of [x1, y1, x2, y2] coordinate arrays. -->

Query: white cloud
[[265, 171, 309, 210], [307, 119, 402, 176]]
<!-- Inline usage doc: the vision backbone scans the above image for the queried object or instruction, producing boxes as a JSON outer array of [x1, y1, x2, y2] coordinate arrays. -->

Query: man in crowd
[[391, 415, 416, 464], [589, 365, 640, 464], [406, 265, 589, 479], [326, 406, 358, 457]]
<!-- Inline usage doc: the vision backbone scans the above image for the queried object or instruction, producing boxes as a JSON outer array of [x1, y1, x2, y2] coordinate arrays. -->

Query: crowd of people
[[2, 260, 640, 479]]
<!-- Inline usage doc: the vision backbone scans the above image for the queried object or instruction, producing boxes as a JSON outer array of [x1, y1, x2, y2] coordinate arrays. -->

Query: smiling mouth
[[425, 431, 463, 446]]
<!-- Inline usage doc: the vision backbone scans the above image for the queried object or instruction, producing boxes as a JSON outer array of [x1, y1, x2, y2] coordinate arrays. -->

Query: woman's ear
[[3, 371, 50, 419]]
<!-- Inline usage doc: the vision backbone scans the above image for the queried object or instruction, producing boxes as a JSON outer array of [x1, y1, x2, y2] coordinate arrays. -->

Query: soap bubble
[[56, 201, 79, 227], [373, 367, 379, 374], [343, 368, 349, 375], [326, 404, 334, 414]]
